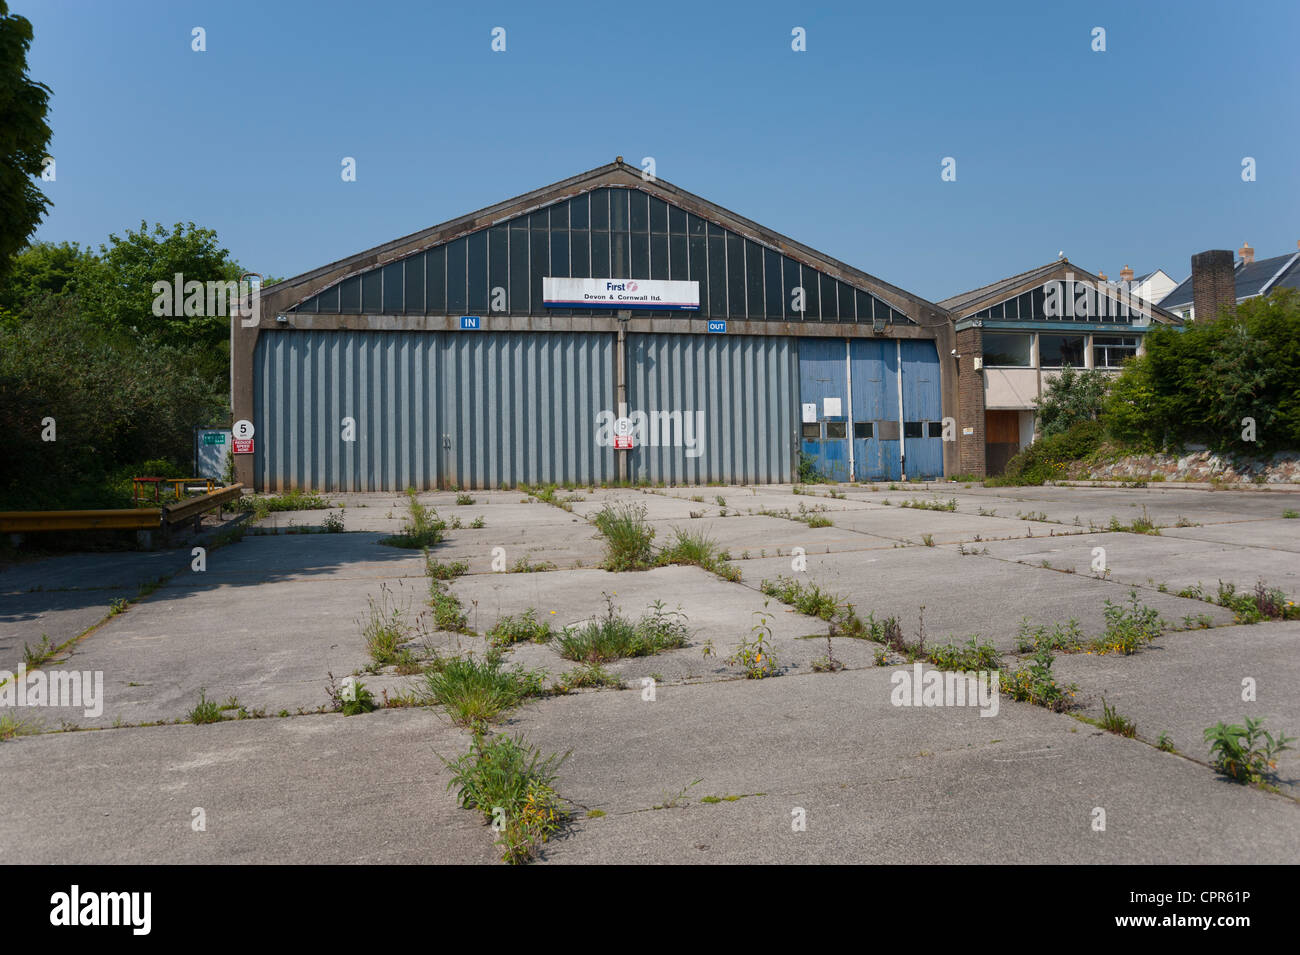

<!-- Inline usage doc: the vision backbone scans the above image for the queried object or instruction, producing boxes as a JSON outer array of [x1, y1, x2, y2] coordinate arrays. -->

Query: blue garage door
[[900, 340, 944, 480], [798, 338, 851, 482], [850, 339, 901, 481]]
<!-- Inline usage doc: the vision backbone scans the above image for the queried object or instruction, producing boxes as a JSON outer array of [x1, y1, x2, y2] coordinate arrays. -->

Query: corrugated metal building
[[233, 160, 958, 491]]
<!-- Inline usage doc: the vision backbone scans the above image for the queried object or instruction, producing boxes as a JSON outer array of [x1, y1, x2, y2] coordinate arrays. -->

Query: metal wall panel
[[254, 330, 615, 490], [626, 333, 796, 484]]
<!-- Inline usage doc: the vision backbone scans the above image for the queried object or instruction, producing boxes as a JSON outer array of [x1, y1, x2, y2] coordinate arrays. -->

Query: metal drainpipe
[[896, 338, 906, 481], [616, 311, 630, 484]]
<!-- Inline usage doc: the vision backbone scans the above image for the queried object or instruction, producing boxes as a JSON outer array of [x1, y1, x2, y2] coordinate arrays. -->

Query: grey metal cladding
[[625, 333, 797, 484], [254, 329, 615, 490]]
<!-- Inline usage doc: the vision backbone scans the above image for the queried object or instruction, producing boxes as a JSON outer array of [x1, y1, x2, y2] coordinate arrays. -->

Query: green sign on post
[[203, 432, 226, 445]]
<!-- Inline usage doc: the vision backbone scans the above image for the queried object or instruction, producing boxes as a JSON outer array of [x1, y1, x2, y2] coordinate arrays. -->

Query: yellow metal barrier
[[0, 509, 160, 533], [0, 485, 243, 536], [162, 484, 244, 528]]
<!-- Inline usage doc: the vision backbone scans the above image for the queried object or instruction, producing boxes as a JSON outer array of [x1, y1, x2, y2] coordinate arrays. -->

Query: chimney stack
[[1098, 271, 1108, 281], [1191, 250, 1236, 321], [1239, 241, 1254, 265], [1120, 264, 1134, 282]]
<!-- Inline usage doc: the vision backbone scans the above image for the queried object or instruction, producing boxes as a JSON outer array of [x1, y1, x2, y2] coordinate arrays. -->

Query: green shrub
[[1104, 289, 1300, 453], [988, 419, 1104, 486], [1035, 364, 1111, 438]]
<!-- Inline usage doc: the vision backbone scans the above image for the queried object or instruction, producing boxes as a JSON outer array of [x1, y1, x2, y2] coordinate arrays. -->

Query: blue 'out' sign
[[707, 320, 727, 333], [460, 316, 480, 330]]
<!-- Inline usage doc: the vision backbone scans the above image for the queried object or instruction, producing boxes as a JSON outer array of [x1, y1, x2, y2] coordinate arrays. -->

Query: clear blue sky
[[21, 0, 1300, 302]]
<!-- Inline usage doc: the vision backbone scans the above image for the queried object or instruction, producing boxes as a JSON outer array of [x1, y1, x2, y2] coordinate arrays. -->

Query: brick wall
[[956, 326, 986, 476]]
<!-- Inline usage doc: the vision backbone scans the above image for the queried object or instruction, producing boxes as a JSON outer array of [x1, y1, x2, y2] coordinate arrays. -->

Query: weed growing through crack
[[22, 634, 56, 668], [1099, 698, 1136, 737], [656, 526, 741, 581], [509, 555, 557, 573], [900, 497, 957, 512], [554, 594, 690, 663], [592, 503, 656, 571], [726, 605, 780, 679], [760, 576, 839, 620], [359, 582, 426, 666], [487, 609, 554, 648], [441, 732, 569, 864], [1092, 589, 1163, 655], [927, 636, 1001, 671], [425, 555, 469, 580], [1204, 717, 1294, 785], [187, 688, 224, 725], [424, 654, 547, 730], [1015, 618, 1085, 653], [0, 712, 41, 740], [554, 663, 624, 692], [1001, 648, 1076, 712], [381, 488, 447, 548]]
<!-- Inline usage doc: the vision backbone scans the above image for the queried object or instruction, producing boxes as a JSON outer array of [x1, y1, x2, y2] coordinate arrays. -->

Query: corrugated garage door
[[626, 333, 797, 484], [254, 330, 616, 490]]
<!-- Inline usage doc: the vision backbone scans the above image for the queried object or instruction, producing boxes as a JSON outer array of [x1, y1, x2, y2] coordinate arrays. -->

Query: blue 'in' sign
[[707, 320, 727, 333], [460, 316, 480, 330]]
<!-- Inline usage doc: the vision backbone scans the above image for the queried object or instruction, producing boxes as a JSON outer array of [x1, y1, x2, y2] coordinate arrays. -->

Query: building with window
[[231, 160, 1183, 489], [941, 261, 1181, 476], [235, 160, 957, 490]]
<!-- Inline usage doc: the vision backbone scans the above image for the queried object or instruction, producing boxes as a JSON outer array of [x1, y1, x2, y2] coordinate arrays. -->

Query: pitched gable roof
[[260, 160, 945, 322]]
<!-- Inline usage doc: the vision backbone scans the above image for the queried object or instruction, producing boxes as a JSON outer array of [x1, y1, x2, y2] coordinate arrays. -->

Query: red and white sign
[[233, 438, 254, 454], [613, 416, 634, 450]]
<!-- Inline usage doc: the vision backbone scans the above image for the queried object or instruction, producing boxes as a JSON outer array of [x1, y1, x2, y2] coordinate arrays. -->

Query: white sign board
[[542, 277, 699, 311], [233, 419, 255, 440], [801, 403, 818, 424], [823, 398, 842, 417]]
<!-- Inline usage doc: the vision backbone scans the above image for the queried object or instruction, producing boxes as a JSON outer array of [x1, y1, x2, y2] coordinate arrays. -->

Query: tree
[[0, 240, 102, 316], [1103, 289, 1300, 453], [0, 1, 53, 276], [1034, 364, 1110, 438]]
